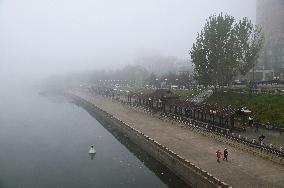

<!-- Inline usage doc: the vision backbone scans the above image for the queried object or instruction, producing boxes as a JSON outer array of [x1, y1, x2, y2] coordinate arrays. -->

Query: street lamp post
[[164, 78, 168, 89], [210, 109, 216, 125], [155, 78, 159, 88]]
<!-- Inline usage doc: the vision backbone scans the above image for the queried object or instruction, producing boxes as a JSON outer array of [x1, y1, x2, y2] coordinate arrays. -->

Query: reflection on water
[[0, 87, 190, 188], [89, 153, 96, 160]]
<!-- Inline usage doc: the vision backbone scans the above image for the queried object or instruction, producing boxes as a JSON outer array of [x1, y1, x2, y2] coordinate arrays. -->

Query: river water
[[0, 86, 189, 188]]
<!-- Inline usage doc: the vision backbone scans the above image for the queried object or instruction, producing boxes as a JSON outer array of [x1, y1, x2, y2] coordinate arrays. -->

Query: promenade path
[[75, 91, 284, 188]]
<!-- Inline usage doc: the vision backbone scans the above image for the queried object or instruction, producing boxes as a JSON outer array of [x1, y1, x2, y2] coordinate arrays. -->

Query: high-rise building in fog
[[256, 0, 284, 80]]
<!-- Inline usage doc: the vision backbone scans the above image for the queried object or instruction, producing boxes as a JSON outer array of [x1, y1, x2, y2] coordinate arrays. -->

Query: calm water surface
[[0, 86, 189, 188]]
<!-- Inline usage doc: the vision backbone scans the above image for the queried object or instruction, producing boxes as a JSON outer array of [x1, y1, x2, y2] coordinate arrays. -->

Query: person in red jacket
[[216, 150, 222, 163]]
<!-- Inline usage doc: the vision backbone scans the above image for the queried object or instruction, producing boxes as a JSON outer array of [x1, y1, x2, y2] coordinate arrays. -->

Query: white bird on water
[[88, 146, 96, 154]]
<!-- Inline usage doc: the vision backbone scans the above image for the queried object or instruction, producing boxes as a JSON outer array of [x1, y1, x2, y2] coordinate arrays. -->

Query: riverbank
[[72, 99, 191, 188], [69, 90, 284, 188], [69, 93, 229, 188]]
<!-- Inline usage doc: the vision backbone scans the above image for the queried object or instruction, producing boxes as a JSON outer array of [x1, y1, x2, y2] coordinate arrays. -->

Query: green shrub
[[206, 91, 284, 127]]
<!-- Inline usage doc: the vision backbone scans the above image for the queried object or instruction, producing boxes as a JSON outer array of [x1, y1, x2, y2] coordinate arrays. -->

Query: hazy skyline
[[0, 0, 256, 83]]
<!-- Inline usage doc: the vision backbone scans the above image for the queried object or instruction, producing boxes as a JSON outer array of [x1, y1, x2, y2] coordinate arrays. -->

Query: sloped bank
[[67, 93, 231, 188]]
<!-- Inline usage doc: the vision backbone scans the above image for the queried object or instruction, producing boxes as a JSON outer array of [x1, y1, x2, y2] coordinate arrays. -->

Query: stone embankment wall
[[68, 93, 231, 188]]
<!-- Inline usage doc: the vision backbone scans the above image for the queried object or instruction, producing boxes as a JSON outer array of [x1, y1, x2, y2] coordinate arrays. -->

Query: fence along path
[[74, 91, 284, 188]]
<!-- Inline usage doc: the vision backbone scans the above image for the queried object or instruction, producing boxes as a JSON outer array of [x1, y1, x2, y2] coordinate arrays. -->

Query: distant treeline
[[43, 64, 193, 89]]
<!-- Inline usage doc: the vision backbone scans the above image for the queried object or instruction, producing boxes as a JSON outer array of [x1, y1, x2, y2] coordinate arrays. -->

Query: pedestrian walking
[[280, 128, 284, 135], [223, 148, 228, 161], [259, 134, 265, 143], [216, 150, 222, 163], [255, 123, 259, 132]]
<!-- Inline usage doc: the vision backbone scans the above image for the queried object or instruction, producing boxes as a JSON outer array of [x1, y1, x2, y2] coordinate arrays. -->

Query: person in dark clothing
[[259, 134, 265, 143], [223, 148, 228, 161], [255, 123, 260, 132]]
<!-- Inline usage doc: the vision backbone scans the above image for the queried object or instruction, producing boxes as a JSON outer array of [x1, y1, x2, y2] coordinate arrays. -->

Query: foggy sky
[[0, 0, 256, 83]]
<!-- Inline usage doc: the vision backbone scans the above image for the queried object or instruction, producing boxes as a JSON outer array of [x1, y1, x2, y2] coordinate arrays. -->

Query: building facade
[[256, 0, 284, 80]]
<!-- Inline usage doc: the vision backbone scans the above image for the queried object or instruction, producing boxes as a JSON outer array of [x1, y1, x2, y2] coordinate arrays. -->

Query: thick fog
[[0, 0, 256, 85]]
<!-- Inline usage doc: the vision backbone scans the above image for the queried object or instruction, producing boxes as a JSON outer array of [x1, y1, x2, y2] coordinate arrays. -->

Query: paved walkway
[[75, 91, 284, 188]]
